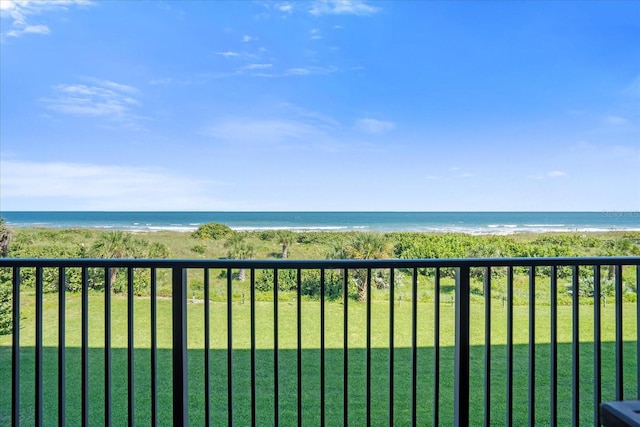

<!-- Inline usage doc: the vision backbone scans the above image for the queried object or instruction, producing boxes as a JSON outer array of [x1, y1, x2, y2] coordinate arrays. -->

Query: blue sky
[[1, 0, 638, 211]]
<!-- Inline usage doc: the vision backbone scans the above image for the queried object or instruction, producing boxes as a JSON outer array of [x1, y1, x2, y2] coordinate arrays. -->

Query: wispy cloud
[[354, 118, 395, 133], [40, 78, 143, 126], [206, 118, 323, 145], [528, 170, 567, 180], [242, 63, 273, 70], [1, 0, 93, 38], [285, 66, 338, 76], [276, 3, 294, 14], [310, 28, 322, 40], [309, 0, 380, 16], [0, 160, 230, 210], [242, 35, 257, 42], [216, 51, 240, 57], [148, 77, 192, 86], [604, 115, 628, 125]]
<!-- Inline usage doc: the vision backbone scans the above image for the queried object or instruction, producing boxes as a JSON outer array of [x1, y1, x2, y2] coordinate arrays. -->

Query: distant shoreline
[[2, 211, 639, 235]]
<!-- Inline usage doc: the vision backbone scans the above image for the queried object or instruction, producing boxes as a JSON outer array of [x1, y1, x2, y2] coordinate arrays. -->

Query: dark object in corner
[[600, 401, 640, 427]]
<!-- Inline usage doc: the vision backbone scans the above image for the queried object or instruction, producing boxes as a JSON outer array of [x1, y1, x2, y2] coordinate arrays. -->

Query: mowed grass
[[1, 290, 638, 426]]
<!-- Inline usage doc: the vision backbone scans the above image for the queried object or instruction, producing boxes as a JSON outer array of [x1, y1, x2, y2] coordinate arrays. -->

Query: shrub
[[192, 223, 234, 240], [0, 268, 12, 335], [191, 244, 207, 254]]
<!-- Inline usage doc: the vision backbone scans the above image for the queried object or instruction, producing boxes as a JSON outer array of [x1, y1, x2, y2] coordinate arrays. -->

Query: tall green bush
[[192, 222, 233, 240]]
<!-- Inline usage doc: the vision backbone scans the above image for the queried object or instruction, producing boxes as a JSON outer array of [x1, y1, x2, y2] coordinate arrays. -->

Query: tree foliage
[[327, 233, 390, 301], [276, 230, 295, 259], [0, 217, 12, 257], [224, 233, 255, 281], [192, 222, 234, 240]]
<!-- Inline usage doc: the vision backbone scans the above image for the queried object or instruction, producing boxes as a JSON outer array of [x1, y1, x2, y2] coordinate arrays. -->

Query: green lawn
[[1, 292, 638, 426]]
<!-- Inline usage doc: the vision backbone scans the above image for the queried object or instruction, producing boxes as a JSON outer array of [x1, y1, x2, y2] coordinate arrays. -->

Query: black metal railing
[[1, 257, 639, 426]]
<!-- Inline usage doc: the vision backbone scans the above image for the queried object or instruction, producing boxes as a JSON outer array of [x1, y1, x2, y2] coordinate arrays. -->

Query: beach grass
[[1, 291, 637, 426]]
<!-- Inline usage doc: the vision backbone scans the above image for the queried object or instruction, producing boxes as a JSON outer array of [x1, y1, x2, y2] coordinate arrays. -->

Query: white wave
[[147, 226, 195, 232]]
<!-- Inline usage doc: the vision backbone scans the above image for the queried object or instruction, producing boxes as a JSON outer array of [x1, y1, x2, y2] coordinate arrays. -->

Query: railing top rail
[[1, 256, 639, 269]]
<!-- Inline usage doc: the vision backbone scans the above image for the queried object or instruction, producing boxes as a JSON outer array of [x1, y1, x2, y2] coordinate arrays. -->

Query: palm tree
[[91, 231, 143, 289], [326, 233, 389, 301], [224, 233, 255, 281], [276, 230, 295, 259]]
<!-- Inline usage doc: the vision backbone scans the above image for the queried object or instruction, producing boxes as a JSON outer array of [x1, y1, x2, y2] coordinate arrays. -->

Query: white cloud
[[0, 160, 230, 210], [354, 118, 395, 133], [528, 170, 567, 180], [7, 23, 50, 37], [309, 0, 380, 16], [148, 77, 191, 85], [242, 63, 273, 70], [285, 66, 337, 76], [216, 51, 240, 57], [41, 79, 142, 124], [310, 28, 322, 40], [1, 0, 92, 38], [277, 3, 293, 13], [242, 35, 256, 42]]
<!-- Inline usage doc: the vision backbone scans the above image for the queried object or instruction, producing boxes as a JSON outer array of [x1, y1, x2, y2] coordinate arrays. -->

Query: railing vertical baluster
[[343, 269, 349, 427], [35, 267, 43, 427], [366, 268, 372, 427], [227, 267, 233, 427], [11, 267, 20, 427], [454, 266, 470, 427], [411, 268, 418, 427], [550, 265, 558, 427], [7, 269, 22, 426], [434, 268, 441, 427], [150, 268, 158, 427], [593, 265, 602, 427], [484, 267, 491, 427], [389, 268, 395, 427], [615, 265, 623, 401], [274, 268, 279, 426], [506, 266, 513, 427], [105, 268, 112, 427], [297, 269, 303, 427], [80, 267, 89, 427], [128, 267, 135, 427], [572, 265, 579, 426], [172, 267, 188, 427], [250, 269, 256, 427], [528, 267, 535, 427], [320, 269, 326, 426], [58, 267, 66, 427], [204, 268, 210, 427]]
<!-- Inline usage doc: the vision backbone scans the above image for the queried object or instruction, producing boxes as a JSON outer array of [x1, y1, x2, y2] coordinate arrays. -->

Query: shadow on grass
[[0, 342, 637, 426]]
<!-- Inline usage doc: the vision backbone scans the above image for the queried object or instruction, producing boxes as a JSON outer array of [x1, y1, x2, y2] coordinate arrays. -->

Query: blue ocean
[[1, 211, 638, 234]]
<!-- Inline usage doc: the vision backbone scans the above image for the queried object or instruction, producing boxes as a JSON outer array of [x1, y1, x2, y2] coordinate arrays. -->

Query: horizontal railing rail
[[1, 256, 639, 426]]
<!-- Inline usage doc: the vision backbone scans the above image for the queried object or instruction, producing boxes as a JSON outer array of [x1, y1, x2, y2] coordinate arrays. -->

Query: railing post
[[12, 267, 20, 427], [454, 266, 470, 427], [172, 268, 188, 427]]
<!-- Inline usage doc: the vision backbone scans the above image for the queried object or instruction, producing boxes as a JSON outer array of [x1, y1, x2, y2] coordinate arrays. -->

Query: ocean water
[[1, 211, 639, 234]]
